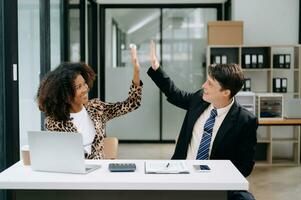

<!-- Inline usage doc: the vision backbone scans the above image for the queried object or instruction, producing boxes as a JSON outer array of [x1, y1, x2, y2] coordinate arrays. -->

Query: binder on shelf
[[273, 54, 285, 68], [214, 55, 221, 64], [273, 78, 281, 92], [243, 54, 251, 68], [257, 54, 264, 68], [251, 54, 257, 68], [273, 54, 279, 68], [243, 78, 251, 91], [285, 54, 291, 68], [221, 55, 227, 64], [281, 78, 287, 93], [279, 55, 285, 68]]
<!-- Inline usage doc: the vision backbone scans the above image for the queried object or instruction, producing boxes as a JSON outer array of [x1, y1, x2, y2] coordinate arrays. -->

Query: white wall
[[232, 0, 299, 45], [233, 0, 299, 160], [98, 0, 299, 45]]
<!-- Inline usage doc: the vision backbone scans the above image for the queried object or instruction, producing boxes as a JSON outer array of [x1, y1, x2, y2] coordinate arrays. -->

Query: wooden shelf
[[242, 68, 271, 72], [272, 68, 292, 71], [272, 138, 299, 143], [259, 119, 301, 125], [272, 158, 299, 166], [208, 45, 301, 166], [257, 139, 271, 143], [255, 161, 271, 167]]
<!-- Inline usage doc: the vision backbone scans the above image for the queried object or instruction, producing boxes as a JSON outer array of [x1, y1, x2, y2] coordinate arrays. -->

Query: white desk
[[0, 160, 248, 200]]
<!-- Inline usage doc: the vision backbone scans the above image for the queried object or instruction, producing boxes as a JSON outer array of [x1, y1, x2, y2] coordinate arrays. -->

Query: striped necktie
[[196, 108, 218, 160]]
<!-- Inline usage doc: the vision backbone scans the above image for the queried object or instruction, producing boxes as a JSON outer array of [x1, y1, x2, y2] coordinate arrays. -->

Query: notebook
[[27, 131, 100, 174]]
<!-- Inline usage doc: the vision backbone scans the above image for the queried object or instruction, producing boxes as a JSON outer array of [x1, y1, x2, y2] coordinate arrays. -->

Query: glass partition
[[161, 8, 217, 140], [50, 0, 61, 69], [18, 0, 41, 147], [105, 9, 161, 140], [105, 8, 216, 141], [18, 0, 62, 149], [69, 9, 81, 62]]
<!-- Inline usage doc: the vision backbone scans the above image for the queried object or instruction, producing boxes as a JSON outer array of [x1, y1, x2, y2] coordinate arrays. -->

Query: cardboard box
[[208, 21, 243, 45]]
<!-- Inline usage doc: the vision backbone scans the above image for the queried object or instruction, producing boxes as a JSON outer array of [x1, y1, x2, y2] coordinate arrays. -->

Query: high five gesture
[[130, 44, 140, 86], [150, 40, 160, 71]]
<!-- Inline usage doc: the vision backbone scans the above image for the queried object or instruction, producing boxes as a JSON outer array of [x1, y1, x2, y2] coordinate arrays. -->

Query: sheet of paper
[[145, 161, 189, 174]]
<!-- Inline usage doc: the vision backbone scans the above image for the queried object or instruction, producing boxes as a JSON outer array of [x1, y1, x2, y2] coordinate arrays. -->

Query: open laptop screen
[[28, 131, 99, 174]]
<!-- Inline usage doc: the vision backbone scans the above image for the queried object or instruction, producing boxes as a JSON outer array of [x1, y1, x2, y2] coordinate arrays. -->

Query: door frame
[[0, 0, 19, 199], [0, 0, 19, 170], [62, 0, 99, 99], [99, 3, 223, 142]]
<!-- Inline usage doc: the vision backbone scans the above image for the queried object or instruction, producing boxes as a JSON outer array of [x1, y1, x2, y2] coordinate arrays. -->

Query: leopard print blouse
[[44, 82, 142, 159]]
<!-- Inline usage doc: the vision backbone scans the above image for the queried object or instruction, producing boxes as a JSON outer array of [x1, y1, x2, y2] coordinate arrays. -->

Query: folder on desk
[[144, 161, 189, 174]]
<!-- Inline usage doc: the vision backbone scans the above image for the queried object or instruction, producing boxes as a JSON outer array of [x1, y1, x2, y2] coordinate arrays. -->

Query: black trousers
[[228, 191, 255, 200]]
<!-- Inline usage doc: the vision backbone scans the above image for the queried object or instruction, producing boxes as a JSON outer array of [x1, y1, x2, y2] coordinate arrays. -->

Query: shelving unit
[[257, 119, 301, 166], [207, 45, 301, 166]]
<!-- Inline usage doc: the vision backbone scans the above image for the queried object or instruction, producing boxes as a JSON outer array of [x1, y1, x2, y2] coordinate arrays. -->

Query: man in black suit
[[147, 41, 257, 200]]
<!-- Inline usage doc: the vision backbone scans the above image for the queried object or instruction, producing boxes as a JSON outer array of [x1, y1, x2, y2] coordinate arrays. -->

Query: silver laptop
[[285, 99, 301, 119], [28, 131, 100, 174]]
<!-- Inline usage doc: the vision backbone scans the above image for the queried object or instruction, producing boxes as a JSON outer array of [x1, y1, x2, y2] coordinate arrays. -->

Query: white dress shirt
[[70, 107, 96, 154], [186, 98, 234, 160]]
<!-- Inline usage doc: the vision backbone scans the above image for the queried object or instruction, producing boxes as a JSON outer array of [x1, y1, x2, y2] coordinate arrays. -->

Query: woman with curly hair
[[37, 46, 142, 159]]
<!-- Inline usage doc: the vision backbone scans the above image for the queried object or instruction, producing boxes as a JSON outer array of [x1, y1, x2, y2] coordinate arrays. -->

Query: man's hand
[[150, 40, 160, 71]]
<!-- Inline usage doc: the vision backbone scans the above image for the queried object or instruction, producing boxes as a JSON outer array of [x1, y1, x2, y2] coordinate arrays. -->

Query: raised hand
[[150, 40, 160, 70], [130, 44, 140, 86]]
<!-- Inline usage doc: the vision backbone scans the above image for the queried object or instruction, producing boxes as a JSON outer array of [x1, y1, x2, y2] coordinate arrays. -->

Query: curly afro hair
[[37, 62, 96, 121]]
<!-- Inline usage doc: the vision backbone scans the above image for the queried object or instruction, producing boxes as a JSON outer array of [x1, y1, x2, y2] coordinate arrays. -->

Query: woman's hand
[[150, 40, 160, 71], [130, 44, 140, 86]]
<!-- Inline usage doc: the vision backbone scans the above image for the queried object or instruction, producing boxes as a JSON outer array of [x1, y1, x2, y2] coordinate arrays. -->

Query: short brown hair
[[208, 63, 244, 98], [37, 62, 96, 121]]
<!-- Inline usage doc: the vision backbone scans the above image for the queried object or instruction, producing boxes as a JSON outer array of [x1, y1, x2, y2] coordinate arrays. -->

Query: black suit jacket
[[147, 67, 258, 177]]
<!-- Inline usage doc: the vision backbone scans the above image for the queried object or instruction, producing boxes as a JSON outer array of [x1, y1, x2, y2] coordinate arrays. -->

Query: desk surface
[[0, 160, 248, 191], [259, 118, 301, 125]]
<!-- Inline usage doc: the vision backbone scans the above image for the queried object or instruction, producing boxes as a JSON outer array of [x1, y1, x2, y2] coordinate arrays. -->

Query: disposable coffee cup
[[21, 145, 30, 166]]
